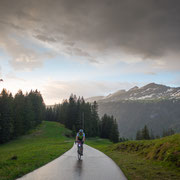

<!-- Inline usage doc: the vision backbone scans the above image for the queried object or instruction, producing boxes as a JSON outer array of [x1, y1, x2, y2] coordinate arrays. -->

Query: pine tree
[[110, 119, 119, 143], [13, 90, 25, 137], [59, 100, 68, 124], [75, 97, 82, 130], [24, 94, 35, 131], [91, 101, 99, 136], [100, 114, 114, 139], [141, 125, 150, 140], [0, 89, 14, 143], [66, 94, 77, 129], [28, 90, 45, 126]]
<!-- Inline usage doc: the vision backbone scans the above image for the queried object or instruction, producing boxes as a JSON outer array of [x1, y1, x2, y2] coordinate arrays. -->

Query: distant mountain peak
[[141, 83, 169, 89], [128, 86, 139, 91], [86, 83, 180, 103]]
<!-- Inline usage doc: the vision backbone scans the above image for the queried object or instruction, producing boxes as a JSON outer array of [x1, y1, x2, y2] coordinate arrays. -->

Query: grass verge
[[0, 121, 73, 180], [86, 135, 180, 180]]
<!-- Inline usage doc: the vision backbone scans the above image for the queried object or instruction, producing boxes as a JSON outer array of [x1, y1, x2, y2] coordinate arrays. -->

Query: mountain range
[[86, 83, 180, 138], [86, 83, 180, 103]]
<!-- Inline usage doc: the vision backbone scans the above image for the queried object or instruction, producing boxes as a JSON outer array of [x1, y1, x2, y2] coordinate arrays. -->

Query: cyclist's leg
[[81, 140, 83, 155]]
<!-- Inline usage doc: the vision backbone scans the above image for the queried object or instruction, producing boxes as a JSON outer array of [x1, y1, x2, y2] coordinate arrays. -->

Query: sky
[[0, 0, 180, 105]]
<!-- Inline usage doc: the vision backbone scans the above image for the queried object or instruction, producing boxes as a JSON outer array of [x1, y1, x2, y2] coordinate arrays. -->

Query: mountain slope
[[98, 99, 180, 138], [86, 83, 180, 138], [85, 96, 105, 103]]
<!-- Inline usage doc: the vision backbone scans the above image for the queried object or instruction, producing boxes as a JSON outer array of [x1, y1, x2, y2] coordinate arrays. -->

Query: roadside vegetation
[[0, 121, 73, 180], [86, 134, 180, 180]]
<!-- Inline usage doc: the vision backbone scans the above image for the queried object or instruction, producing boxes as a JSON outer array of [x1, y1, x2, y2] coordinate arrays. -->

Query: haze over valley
[[87, 83, 180, 138]]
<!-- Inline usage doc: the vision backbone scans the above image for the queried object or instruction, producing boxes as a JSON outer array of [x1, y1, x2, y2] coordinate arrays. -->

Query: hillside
[[113, 133, 180, 168], [0, 121, 73, 180], [87, 134, 180, 180], [98, 99, 180, 138], [86, 83, 180, 138]]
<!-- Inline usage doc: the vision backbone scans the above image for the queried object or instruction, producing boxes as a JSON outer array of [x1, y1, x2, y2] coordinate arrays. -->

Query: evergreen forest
[[0, 89, 45, 144], [45, 94, 119, 142], [0, 91, 119, 144]]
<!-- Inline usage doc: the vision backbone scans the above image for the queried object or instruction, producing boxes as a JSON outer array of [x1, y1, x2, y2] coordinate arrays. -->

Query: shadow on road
[[74, 160, 83, 176]]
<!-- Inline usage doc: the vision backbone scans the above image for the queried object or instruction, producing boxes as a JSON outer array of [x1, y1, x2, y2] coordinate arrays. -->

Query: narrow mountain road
[[17, 144, 127, 180]]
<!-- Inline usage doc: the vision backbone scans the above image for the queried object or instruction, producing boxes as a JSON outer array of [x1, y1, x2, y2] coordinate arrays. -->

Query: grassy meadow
[[1, 120, 180, 180], [0, 121, 73, 180], [86, 134, 180, 180]]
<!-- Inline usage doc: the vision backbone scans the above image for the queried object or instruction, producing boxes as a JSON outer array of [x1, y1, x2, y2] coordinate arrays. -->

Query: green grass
[[86, 134, 180, 180], [0, 121, 74, 180], [86, 138, 113, 150], [113, 134, 180, 167]]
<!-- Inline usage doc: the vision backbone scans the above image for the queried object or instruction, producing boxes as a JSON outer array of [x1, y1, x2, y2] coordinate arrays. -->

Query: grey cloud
[[35, 34, 57, 43], [0, 31, 45, 70], [0, 20, 24, 31], [0, 0, 180, 70], [65, 47, 92, 58]]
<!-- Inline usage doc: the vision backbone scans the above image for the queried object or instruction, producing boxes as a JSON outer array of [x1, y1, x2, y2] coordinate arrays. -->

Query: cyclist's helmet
[[79, 129, 83, 133]]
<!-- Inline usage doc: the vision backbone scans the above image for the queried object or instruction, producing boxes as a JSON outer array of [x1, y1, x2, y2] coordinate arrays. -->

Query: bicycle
[[76, 140, 83, 160]]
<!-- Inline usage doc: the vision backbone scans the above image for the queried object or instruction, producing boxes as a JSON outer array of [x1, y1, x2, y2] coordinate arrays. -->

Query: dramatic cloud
[[0, 0, 180, 71]]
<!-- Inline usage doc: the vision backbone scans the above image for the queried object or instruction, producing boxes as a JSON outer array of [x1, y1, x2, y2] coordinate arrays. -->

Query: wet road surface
[[17, 144, 127, 180]]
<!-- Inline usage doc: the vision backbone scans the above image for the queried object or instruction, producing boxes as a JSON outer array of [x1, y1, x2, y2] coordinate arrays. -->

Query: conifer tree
[[0, 89, 14, 143], [141, 125, 150, 140], [91, 101, 99, 136], [13, 90, 25, 137], [100, 114, 114, 139], [66, 94, 77, 129], [110, 119, 119, 143], [24, 93, 35, 131]]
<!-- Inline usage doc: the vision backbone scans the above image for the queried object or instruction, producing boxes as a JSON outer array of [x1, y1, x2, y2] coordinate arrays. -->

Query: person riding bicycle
[[75, 129, 85, 155]]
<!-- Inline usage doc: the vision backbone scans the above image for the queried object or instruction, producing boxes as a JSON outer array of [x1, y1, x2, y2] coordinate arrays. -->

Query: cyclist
[[75, 129, 85, 155]]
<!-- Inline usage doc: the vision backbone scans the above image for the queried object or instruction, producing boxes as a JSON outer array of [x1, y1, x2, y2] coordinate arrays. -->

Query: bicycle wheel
[[77, 146, 81, 160]]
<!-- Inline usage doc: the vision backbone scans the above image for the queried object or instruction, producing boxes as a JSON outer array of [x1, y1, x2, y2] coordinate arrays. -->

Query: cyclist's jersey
[[77, 132, 85, 140]]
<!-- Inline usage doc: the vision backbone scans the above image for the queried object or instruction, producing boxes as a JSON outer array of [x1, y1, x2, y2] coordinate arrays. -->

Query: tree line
[[0, 89, 45, 144], [45, 94, 119, 142], [100, 114, 119, 143], [136, 125, 175, 140]]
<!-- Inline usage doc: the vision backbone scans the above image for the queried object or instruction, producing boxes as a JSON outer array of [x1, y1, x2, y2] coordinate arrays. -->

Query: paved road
[[17, 144, 127, 180]]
